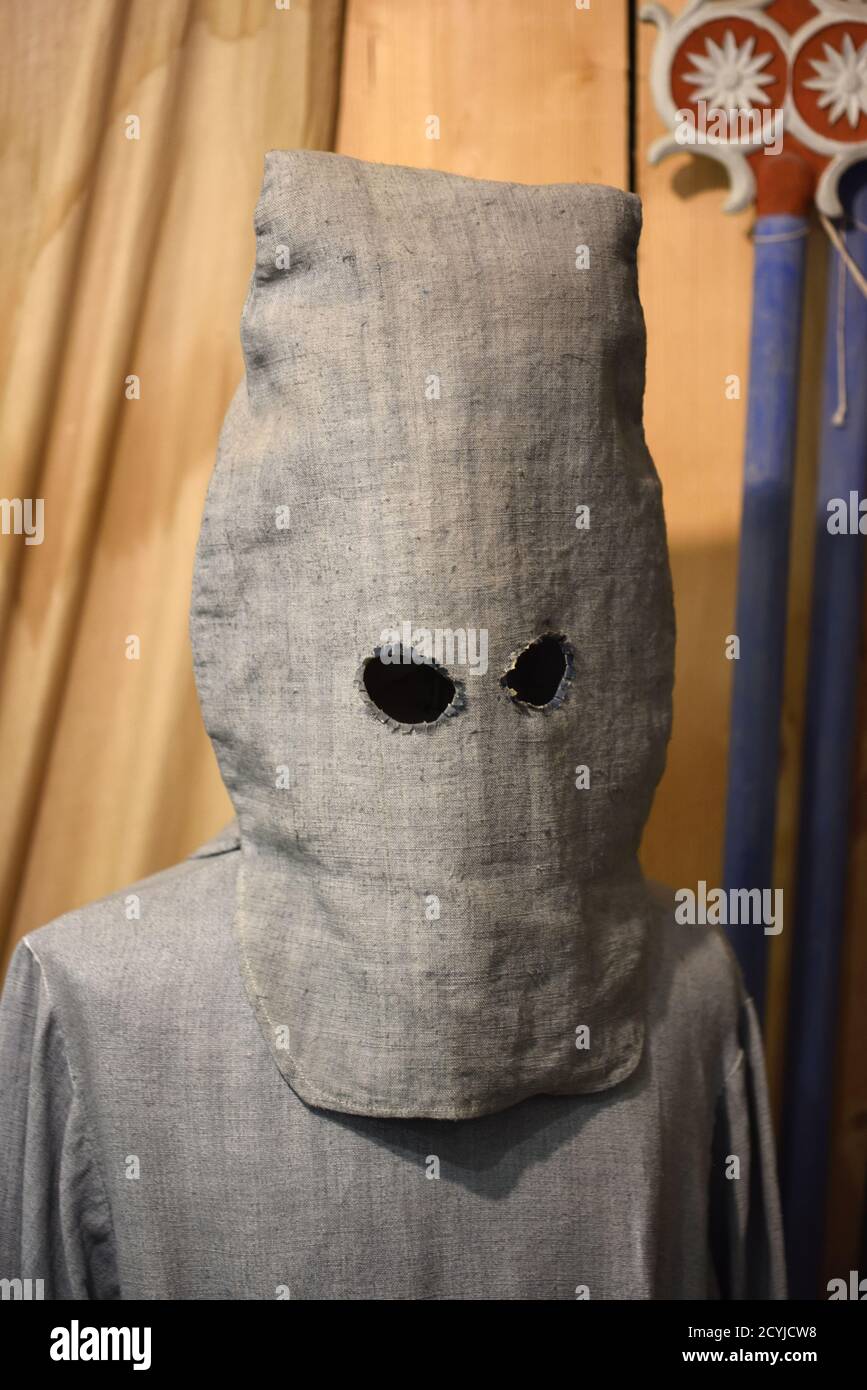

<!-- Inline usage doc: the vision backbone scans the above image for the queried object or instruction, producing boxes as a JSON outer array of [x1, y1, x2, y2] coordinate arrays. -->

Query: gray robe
[[0, 826, 784, 1299]]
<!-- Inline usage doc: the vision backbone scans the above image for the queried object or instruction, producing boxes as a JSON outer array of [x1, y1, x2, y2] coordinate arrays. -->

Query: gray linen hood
[[190, 151, 675, 1121]]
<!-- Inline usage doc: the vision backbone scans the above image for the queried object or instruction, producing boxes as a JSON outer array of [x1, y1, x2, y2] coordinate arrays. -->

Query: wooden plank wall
[[337, 0, 865, 1285], [338, 0, 629, 186]]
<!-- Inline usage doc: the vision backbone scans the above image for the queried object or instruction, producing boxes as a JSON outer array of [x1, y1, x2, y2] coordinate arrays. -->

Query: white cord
[[818, 214, 867, 429]]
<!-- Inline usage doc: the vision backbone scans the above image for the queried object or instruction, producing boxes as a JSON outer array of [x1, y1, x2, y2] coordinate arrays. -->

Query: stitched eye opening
[[500, 633, 574, 711]]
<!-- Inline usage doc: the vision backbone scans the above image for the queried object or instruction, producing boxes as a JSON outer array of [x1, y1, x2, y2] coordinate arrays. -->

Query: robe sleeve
[[0, 939, 118, 1300], [709, 995, 787, 1300]]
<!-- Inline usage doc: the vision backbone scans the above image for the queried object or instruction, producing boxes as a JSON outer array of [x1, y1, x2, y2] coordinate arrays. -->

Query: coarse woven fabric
[[0, 828, 785, 1299], [0, 153, 786, 1299], [190, 150, 676, 1120]]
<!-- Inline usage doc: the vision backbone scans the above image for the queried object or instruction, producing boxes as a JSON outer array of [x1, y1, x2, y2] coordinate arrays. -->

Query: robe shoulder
[[18, 821, 241, 1003], [645, 879, 750, 1086]]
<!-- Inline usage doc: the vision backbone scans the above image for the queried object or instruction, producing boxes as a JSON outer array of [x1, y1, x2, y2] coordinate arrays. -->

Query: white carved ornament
[[641, 0, 867, 215]]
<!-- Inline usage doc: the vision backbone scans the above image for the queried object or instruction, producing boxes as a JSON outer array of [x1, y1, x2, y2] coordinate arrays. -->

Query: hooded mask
[[190, 150, 675, 1121], [0, 151, 788, 1305]]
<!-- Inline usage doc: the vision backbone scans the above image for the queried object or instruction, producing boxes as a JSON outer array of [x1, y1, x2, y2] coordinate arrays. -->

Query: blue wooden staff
[[722, 193, 811, 1016], [781, 167, 867, 1299]]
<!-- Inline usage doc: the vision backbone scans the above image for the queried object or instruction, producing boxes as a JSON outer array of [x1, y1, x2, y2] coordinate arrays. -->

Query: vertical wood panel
[[337, 0, 629, 186], [634, 15, 752, 897]]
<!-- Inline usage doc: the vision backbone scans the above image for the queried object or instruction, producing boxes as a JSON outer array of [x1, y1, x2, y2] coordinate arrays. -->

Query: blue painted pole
[[782, 169, 867, 1300], [723, 212, 810, 1015]]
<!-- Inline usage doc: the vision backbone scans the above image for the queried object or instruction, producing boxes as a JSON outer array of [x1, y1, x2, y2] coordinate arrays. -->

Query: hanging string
[[820, 213, 867, 299], [818, 213, 867, 429], [832, 240, 847, 427]]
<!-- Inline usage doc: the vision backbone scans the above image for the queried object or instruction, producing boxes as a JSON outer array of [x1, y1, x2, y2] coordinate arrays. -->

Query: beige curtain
[[0, 0, 345, 973]]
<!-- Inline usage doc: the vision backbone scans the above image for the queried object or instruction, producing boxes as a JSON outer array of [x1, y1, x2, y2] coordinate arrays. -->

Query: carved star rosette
[[641, 0, 867, 214]]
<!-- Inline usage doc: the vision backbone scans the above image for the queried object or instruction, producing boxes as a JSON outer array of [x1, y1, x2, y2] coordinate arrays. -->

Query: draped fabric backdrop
[[0, 0, 345, 978], [1, 0, 864, 1289]]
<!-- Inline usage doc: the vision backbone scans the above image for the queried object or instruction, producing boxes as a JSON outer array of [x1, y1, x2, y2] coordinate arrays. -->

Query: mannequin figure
[[0, 152, 785, 1300]]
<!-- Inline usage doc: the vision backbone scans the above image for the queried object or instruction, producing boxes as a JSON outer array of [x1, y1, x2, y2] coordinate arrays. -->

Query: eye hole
[[361, 646, 458, 726], [501, 633, 573, 710]]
